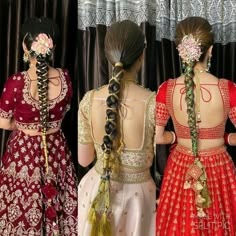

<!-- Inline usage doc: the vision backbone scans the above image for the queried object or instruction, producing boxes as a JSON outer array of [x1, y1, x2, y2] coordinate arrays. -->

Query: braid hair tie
[[109, 70, 123, 85], [114, 62, 123, 68], [109, 75, 121, 84]]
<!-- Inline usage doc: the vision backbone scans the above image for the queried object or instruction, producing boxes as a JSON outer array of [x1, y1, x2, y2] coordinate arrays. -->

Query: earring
[[206, 56, 211, 72], [23, 52, 29, 63]]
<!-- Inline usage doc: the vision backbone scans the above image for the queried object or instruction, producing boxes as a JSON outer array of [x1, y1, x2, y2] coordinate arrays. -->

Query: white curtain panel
[[77, 0, 236, 44]]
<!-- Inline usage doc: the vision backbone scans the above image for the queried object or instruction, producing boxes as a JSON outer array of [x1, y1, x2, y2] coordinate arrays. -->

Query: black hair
[[21, 17, 59, 174]]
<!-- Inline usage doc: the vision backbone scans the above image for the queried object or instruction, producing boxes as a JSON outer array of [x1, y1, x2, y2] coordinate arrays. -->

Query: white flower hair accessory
[[177, 34, 202, 64], [31, 33, 53, 57]]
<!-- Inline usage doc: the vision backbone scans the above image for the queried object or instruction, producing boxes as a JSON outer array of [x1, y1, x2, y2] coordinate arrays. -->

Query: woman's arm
[[78, 143, 95, 167], [227, 81, 236, 146], [0, 118, 16, 130], [78, 90, 95, 167], [224, 133, 236, 146], [155, 125, 176, 144]]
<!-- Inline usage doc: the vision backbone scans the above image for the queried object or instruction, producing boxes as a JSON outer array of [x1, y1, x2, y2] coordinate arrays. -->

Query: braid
[[36, 57, 49, 131], [22, 29, 54, 174], [184, 63, 198, 156], [102, 66, 123, 155], [102, 65, 124, 173], [36, 55, 50, 173], [88, 64, 123, 236], [175, 16, 213, 216]]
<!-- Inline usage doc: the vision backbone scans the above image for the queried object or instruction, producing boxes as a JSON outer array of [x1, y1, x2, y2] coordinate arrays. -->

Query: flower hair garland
[[31, 33, 53, 57], [177, 34, 202, 65]]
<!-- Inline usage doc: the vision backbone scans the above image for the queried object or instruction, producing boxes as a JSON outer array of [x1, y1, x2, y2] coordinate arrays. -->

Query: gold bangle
[[170, 131, 176, 144], [228, 133, 233, 146]]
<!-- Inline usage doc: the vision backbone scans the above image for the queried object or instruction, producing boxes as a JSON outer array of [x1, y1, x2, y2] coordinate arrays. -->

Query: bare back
[[27, 67, 62, 101], [173, 73, 226, 149], [91, 82, 154, 150]]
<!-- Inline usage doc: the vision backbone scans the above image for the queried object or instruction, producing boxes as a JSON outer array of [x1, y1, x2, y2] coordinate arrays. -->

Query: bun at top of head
[[21, 17, 59, 44]]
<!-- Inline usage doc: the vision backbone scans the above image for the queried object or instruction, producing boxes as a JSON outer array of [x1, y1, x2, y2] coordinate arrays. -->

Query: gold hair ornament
[[114, 62, 123, 68]]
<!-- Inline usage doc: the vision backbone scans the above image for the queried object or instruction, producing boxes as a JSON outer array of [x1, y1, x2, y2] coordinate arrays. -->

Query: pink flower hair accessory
[[177, 34, 202, 65], [31, 33, 53, 57]]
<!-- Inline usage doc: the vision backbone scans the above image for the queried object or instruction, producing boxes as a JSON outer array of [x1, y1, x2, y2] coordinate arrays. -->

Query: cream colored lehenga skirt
[[77, 167, 156, 236]]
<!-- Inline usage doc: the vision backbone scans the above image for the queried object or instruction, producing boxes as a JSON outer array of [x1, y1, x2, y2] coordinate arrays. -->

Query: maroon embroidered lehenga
[[156, 79, 236, 236], [0, 69, 78, 235]]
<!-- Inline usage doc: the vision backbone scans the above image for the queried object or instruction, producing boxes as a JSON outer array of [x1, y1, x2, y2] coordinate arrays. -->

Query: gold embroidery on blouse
[[78, 90, 94, 144], [0, 108, 13, 119]]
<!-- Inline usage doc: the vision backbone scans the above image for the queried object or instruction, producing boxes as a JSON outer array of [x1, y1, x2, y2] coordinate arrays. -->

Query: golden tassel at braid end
[[88, 207, 98, 236], [88, 210, 112, 236], [97, 212, 112, 236], [88, 207, 97, 224], [88, 169, 112, 236]]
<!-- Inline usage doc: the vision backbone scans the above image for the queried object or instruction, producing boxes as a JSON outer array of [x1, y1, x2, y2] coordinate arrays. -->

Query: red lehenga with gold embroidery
[[156, 79, 236, 236], [0, 69, 78, 235]]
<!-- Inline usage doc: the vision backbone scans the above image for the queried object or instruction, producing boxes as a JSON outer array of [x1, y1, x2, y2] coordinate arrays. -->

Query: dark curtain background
[[77, 22, 236, 192], [0, 0, 80, 175]]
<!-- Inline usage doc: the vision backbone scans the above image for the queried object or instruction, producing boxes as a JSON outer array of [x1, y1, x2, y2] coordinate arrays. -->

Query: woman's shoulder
[[8, 71, 25, 79], [51, 67, 69, 78], [221, 79, 236, 108], [158, 78, 176, 90], [4, 71, 26, 86], [156, 79, 175, 103], [80, 89, 96, 103], [218, 78, 236, 90]]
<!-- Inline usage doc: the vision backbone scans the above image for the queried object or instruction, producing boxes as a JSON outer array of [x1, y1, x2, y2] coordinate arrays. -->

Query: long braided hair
[[22, 17, 59, 173], [175, 16, 214, 156], [88, 20, 146, 236]]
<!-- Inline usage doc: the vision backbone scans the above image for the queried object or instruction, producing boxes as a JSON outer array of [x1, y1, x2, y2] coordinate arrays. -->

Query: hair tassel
[[97, 212, 112, 236], [88, 176, 112, 236], [88, 207, 98, 236]]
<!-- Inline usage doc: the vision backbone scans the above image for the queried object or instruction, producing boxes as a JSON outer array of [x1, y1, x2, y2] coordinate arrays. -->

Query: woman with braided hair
[[78, 20, 156, 236], [156, 16, 236, 235], [0, 17, 78, 235]]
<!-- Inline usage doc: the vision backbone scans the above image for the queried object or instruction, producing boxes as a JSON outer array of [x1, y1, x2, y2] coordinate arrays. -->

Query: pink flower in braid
[[31, 33, 53, 56]]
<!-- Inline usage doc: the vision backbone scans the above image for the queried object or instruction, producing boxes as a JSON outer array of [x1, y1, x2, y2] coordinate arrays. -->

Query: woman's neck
[[122, 71, 137, 83], [193, 62, 208, 74]]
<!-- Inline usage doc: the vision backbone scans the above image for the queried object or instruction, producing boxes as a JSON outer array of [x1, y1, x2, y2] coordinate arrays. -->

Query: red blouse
[[0, 68, 72, 131], [156, 79, 236, 139]]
